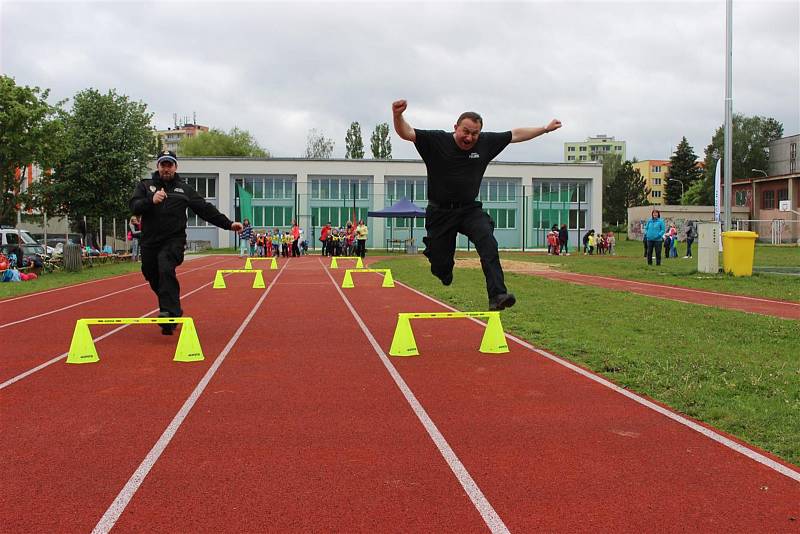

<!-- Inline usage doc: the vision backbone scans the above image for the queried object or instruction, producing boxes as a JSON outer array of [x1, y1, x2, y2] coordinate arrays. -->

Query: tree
[[305, 129, 335, 158], [179, 127, 269, 157], [370, 122, 392, 159], [0, 76, 63, 226], [30, 88, 153, 228], [604, 160, 650, 225], [344, 121, 364, 159], [693, 113, 783, 205], [664, 136, 703, 205]]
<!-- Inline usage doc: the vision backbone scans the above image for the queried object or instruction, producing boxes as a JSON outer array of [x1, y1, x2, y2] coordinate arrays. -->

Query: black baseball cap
[[157, 150, 178, 165]]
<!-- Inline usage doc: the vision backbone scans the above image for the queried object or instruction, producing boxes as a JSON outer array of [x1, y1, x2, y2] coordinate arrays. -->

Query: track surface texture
[[1, 254, 798, 532]]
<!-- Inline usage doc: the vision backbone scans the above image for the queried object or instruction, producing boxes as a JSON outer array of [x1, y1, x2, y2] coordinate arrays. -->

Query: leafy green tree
[[604, 160, 649, 225], [345, 121, 364, 159], [30, 88, 153, 227], [179, 127, 269, 157], [305, 128, 335, 158], [0, 76, 63, 226], [665, 136, 703, 205], [370, 122, 392, 159], [693, 114, 783, 205]]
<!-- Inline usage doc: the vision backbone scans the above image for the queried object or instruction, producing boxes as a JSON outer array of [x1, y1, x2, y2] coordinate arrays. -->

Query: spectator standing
[[355, 220, 368, 258], [238, 219, 253, 257], [128, 215, 142, 261], [644, 209, 665, 266], [558, 223, 569, 255], [320, 222, 332, 256], [684, 221, 697, 258]]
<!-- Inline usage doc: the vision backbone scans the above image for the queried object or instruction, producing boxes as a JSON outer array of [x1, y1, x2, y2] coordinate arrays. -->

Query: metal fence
[[734, 219, 800, 245]]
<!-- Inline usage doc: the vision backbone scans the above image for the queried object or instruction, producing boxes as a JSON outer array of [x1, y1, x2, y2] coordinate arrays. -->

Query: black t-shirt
[[414, 129, 512, 204]]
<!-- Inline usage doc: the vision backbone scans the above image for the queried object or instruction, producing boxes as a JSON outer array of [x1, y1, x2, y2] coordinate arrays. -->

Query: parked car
[[28, 233, 82, 254], [0, 226, 47, 263]]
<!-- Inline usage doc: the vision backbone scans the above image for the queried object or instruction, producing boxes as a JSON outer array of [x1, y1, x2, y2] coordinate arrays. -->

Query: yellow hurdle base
[[213, 269, 265, 289], [389, 311, 508, 357], [342, 268, 394, 288], [66, 317, 205, 364]]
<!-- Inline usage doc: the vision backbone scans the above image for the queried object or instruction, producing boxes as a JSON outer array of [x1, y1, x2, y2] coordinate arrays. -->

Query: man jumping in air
[[392, 100, 561, 311]]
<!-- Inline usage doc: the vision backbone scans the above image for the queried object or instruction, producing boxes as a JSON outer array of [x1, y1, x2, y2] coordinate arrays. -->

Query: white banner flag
[[714, 159, 721, 223]]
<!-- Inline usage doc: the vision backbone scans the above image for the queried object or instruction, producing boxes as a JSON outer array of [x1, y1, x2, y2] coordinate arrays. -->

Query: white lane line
[[395, 281, 800, 483], [92, 263, 286, 534], [322, 261, 510, 534], [0, 272, 227, 391], [0, 258, 230, 329], [561, 272, 800, 306]]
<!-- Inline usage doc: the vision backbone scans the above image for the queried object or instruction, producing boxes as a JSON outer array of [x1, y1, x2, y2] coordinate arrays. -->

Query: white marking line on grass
[[396, 281, 800, 484], [0, 258, 229, 329], [567, 272, 800, 306], [323, 261, 510, 534], [92, 263, 286, 534], [0, 275, 223, 391]]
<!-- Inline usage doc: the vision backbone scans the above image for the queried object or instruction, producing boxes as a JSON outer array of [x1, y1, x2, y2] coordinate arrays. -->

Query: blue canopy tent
[[367, 198, 426, 252]]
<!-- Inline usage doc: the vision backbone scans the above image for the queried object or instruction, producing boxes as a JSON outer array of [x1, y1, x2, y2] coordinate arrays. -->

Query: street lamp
[[751, 168, 768, 177], [668, 178, 684, 200]]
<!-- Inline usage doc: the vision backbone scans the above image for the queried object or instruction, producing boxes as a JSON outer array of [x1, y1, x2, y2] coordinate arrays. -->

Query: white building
[[155, 157, 602, 251]]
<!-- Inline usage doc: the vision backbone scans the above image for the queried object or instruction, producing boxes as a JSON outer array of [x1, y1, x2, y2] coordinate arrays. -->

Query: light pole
[[668, 178, 684, 202], [751, 168, 768, 177]]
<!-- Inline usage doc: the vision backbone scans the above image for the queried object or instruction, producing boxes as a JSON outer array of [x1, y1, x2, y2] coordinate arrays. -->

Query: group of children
[[320, 221, 368, 258], [244, 227, 307, 258], [582, 229, 616, 255], [662, 224, 680, 259]]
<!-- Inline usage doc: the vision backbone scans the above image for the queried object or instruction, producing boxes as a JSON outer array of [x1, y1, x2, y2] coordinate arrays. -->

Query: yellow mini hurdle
[[389, 311, 509, 357], [66, 317, 204, 364], [330, 256, 364, 269], [213, 269, 265, 289], [244, 257, 278, 270], [341, 268, 394, 288]]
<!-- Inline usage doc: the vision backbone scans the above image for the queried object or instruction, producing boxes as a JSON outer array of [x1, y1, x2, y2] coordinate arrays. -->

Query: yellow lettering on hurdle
[[66, 317, 205, 364], [389, 311, 509, 357], [213, 269, 265, 289], [341, 268, 394, 288], [330, 256, 364, 269], [244, 257, 278, 270]]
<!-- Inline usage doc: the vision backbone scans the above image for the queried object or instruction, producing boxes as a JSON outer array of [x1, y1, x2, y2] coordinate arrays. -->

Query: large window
[[240, 175, 295, 200], [479, 180, 517, 202], [386, 177, 426, 202], [311, 177, 370, 200], [485, 208, 516, 229], [252, 206, 295, 228], [185, 175, 217, 227], [735, 191, 748, 206], [312, 206, 369, 227]]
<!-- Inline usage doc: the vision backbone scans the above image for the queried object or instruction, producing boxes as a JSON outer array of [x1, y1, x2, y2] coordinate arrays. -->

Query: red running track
[[530, 270, 800, 320], [1, 255, 798, 532]]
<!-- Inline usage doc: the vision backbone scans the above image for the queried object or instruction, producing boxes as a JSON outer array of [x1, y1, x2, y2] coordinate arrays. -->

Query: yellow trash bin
[[721, 231, 758, 276]]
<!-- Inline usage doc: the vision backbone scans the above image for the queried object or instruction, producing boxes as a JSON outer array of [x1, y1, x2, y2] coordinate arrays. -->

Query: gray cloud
[[2, 1, 797, 163]]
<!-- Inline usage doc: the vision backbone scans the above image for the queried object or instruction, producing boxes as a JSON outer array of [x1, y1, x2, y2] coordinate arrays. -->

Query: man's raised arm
[[510, 119, 562, 143], [392, 99, 416, 142]]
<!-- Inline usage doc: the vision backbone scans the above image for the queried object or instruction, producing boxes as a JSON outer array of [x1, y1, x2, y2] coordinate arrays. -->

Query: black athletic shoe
[[488, 293, 516, 311], [440, 272, 453, 286], [158, 311, 177, 335]]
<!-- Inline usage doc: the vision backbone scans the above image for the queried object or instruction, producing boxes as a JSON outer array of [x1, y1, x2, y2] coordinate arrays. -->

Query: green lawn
[[0, 261, 143, 299], [500, 236, 800, 302], [373, 256, 800, 466]]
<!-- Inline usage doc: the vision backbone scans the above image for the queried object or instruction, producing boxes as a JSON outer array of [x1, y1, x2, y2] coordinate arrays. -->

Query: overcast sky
[[2, 0, 798, 163]]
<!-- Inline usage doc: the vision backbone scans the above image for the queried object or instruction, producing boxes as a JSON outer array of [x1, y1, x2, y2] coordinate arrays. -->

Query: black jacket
[[130, 171, 233, 247]]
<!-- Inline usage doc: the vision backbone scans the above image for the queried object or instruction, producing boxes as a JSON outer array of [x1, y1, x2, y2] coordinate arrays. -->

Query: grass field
[[502, 236, 799, 302], [373, 255, 800, 466], [0, 261, 142, 299]]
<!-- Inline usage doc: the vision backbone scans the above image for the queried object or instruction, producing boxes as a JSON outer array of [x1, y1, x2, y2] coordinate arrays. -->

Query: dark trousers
[[686, 238, 694, 257], [356, 239, 366, 258], [646, 239, 662, 265], [423, 203, 507, 298], [141, 238, 185, 317]]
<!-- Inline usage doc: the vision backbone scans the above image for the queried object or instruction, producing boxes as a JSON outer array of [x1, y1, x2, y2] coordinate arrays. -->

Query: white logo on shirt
[[174, 188, 184, 193], [469, 152, 480, 159]]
